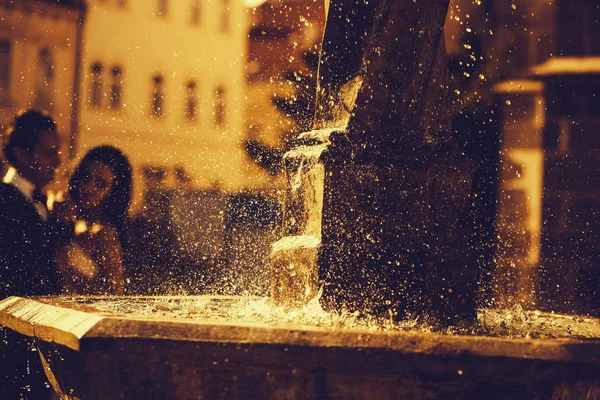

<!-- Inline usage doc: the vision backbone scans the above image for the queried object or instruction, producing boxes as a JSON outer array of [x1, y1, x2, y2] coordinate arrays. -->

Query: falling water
[[270, 129, 333, 307]]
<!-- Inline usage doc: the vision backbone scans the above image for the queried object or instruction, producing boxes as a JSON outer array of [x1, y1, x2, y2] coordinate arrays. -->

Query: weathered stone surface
[[3, 296, 600, 399], [272, 0, 477, 323]]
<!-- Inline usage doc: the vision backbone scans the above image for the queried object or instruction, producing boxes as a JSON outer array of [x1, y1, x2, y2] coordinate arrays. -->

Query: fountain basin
[[1, 296, 600, 399]]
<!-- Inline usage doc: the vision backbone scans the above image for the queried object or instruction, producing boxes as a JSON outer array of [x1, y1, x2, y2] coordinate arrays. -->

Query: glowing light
[[244, 0, 267, 8], [2, 167, 16, 184]]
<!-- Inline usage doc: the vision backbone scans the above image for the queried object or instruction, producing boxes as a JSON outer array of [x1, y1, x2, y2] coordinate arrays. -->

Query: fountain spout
[[271, 0, 477, 324]]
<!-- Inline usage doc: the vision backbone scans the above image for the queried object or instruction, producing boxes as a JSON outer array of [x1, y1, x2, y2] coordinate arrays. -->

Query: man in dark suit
[[0, 109, 62, 298], [0, 109, 63, 399]]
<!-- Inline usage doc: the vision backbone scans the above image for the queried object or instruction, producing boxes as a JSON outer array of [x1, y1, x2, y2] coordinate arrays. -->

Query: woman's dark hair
[[3, 109, 57, 166], [69, 145, 132, 231]]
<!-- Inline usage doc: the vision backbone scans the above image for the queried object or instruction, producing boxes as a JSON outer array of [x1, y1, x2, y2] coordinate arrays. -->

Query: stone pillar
[[532, 65, 600, 314], [527, 2, 600, 315], [272, 0, 477, 324], [492, 80, 545, 309]]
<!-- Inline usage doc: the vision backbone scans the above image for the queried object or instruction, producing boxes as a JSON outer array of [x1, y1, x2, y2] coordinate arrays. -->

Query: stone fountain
[[271, 0, 476, 324], [2, 1, 600, 399]]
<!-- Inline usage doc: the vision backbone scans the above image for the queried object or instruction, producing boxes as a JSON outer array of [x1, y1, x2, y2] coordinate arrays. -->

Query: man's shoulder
[[0, 181, 33, 219], [0, 181, 27, 205]]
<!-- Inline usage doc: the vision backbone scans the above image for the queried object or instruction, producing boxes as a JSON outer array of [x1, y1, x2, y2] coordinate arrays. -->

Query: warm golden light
[[244, 0, 268, 8]]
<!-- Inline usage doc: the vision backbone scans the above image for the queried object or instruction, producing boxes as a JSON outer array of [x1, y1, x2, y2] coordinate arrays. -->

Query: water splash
[[66, 296, 600, 340]]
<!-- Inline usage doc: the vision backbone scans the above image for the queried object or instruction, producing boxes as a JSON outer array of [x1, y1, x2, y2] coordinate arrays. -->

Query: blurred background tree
[[244, 49, 319, 175]]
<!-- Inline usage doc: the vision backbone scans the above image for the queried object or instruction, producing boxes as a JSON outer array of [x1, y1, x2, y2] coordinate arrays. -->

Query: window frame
[[34, 47, 55, 109], [220, 0, 229, 33], [157, 0, 168, 17], [90, 62, 104, 109], [185, 79, 199, 122], [110, 65, 123, 111], [0, 39, 11, 103], [190, 0, 201, 26], [151, 74, 166, 118], [214, 85, 226, 127]]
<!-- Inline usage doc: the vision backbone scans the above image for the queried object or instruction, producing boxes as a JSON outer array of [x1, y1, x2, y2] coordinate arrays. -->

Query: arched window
[[90, 62, 103, 108], [220, 0, 229, 32], [110, 66, 123, 110], [34, 48, 54, 109], [214, 85, 225, 126], [0, 40, 11, 102], [185, 80, 198, 121], [190, 0, 201, 26], [151, 74, 165, 118]]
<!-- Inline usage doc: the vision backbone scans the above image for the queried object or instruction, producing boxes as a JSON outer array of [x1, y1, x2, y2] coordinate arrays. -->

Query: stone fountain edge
[[1, 296, 600, 365]]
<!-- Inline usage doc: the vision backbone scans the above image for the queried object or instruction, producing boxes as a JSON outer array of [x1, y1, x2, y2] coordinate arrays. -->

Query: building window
[[214, 85, 225, 126], [110, 66, 123, 110], [34, 48, 54, 109], [220, 0, 229, 32], [90, 63, 103, 108], [39, 48, 54, 83], [174, 165, 192, 187], [142, 165, 168, 193], [158, 0, 168, 17], [185, 80, 198, 121], [190, 0, 201, 26], [151, 74, 165, 118], [247, 123, 261, 139], [0, 40, 10, 102]]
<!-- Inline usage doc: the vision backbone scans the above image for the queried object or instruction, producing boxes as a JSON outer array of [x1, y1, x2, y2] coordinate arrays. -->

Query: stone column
[[272, 0, 477, 324]]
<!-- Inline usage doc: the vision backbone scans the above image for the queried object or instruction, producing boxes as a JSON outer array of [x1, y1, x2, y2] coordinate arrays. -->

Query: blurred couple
[[0, 109, 133, 399], [0, 109, 132, 298]]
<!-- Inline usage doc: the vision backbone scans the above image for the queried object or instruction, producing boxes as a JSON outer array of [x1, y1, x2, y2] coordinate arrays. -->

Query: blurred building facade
[[78, 0, 248, 208], [0, 0, 86, 175], [6, 0, 600, 307], [244, 0, 325, 188], [532, 1, 600, 314], [450, 0, 600, 314]]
